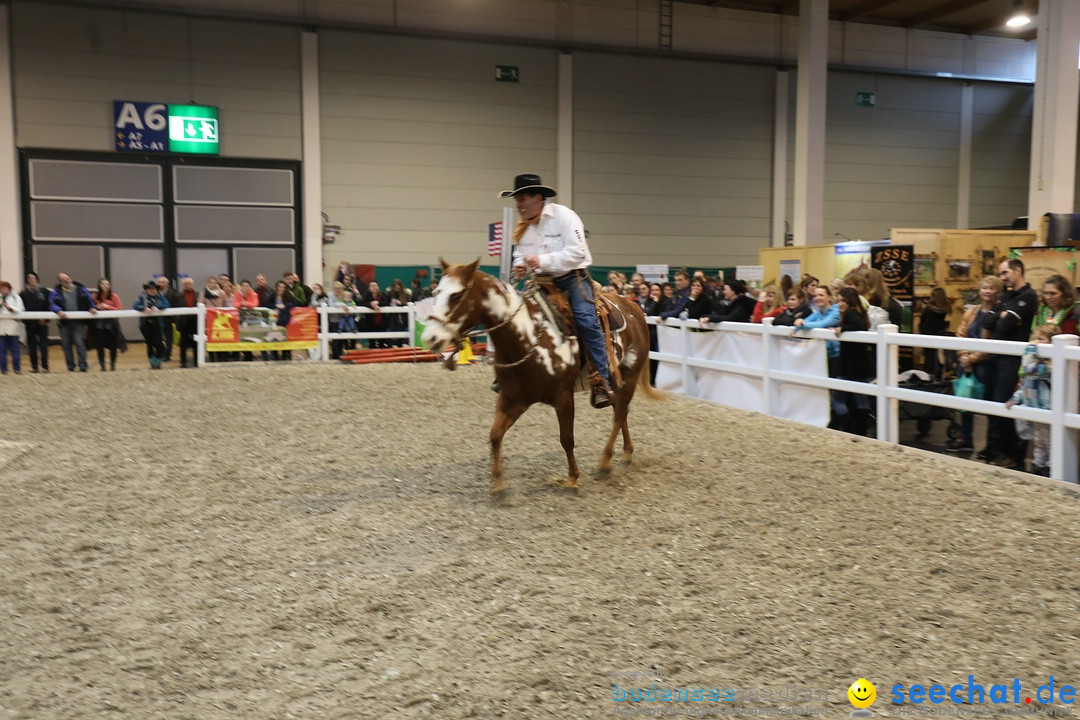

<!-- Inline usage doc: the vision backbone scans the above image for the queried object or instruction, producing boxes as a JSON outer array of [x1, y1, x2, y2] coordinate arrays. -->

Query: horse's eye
[[449, 292, 463, 303]]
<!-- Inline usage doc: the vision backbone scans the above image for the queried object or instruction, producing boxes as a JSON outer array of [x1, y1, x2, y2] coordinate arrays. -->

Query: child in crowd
[[1005, 324, 1060, 476], [338, 291, 358, 333]]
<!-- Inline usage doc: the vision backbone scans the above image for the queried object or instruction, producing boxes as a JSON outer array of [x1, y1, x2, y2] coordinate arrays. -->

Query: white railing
[[648, 317, 1080, 485], [13, 304, 421, 365], [315, 305, 415, 361]]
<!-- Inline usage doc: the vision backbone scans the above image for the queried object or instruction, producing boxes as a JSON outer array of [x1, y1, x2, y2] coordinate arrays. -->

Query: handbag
[[952, 371, 985, 400]]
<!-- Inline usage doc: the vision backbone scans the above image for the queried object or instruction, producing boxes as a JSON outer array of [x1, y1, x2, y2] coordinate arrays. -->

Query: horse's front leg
[[554, 392, 580, 489], [490, 396, 526, 495]]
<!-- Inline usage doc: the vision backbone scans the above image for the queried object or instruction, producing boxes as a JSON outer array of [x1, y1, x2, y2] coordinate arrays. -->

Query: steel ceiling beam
[[904, 0, 988, 28], [837, 0, 904, 23]]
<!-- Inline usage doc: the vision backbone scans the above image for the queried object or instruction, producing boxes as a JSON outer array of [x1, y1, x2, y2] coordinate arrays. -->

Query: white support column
[[1027, 0, 1080, 226], [792, 0, 828, 246], [557, 52, 574, 206], [0, 6, 22, 281], [957, 83, 974, 230], [772, 70, 789, 248], [301, 31, 325, 285]]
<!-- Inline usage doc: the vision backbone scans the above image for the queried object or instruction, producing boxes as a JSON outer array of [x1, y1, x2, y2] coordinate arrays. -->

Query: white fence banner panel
[[655, 324, 685, 392], [696, 331, 764, 413], [775, 336, 829, 426]]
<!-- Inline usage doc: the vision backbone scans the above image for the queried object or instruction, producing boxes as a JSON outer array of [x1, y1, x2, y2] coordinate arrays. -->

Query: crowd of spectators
[[0, 264, 440, 372], [610, 261, 1079, 477]]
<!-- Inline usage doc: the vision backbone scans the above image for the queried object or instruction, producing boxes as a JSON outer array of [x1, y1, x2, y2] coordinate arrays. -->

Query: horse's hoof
[[490, 480, 508, 496], [596, 465, 612, 479], [562, 478, 580, 493], [622, 452, 634, 466]]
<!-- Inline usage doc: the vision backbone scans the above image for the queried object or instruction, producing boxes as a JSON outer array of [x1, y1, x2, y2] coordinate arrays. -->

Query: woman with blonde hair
[[751, 284, 785, 323], [861, 267, 904, 327], [947, 275, 1003, 453]]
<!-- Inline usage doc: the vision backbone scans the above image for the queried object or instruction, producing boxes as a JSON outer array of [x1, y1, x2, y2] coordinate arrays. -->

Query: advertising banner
[[872, 244, 914, 303], [206, 307, 318, 352]]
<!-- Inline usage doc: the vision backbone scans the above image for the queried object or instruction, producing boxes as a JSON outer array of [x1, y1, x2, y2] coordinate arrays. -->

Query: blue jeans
[[554, 271, 610, 383], [59, 321, 88, 371], [0, 335, 20, 372]]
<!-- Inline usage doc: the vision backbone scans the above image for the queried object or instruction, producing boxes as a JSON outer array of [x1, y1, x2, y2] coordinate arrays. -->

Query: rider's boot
[[590, 375, 616, 409]]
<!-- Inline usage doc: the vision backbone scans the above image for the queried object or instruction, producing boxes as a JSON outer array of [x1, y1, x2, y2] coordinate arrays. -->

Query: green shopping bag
[[952, 371, 985, 400]]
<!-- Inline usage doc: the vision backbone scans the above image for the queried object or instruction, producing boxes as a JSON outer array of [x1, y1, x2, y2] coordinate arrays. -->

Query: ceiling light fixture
[[1006, 0, 1031, 28]]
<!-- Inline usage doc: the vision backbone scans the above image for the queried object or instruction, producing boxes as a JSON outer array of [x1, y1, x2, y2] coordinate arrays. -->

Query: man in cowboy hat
[[500, 173, 616, 409]]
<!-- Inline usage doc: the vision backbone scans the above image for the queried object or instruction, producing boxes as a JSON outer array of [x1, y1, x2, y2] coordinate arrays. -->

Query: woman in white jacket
[[0, 280, 25, 374]]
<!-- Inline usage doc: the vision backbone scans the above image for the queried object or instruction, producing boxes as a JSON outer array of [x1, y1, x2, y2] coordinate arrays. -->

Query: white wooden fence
[[650, 317, 1080, 485], [14, 306, 1078, 484]]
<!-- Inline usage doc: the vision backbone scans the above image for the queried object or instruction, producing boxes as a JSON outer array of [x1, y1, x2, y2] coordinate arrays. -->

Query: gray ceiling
[[686, 0, 1038, 38]]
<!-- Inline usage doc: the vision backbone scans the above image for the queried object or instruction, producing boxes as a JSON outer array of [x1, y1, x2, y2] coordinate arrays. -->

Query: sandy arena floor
[[1, 362, 1079, 719]]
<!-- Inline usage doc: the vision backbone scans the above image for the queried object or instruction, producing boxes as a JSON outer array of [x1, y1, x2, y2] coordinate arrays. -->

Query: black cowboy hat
[[498, 173, 557, 199]]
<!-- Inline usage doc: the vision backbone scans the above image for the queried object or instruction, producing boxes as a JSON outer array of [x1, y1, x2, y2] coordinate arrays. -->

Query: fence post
[[407, 303, 416, 351], [1049, 333, 1078, 483], [196, 304, 206, 368], [876, 323, 899, 443], [761, 318, 775, 416], [681, 319, 694, 397], [318, 306, 330, 361]]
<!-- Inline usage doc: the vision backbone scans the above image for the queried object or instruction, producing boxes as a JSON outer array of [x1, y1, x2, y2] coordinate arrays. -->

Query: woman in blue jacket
[[792, 286, 843, 428]]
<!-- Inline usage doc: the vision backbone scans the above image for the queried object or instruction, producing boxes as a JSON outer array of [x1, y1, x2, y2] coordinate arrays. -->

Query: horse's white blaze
[[419, 275, 466, 351]]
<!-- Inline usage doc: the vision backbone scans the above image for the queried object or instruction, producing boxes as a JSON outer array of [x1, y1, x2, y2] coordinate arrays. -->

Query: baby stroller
[[897, 369, 961, 439]]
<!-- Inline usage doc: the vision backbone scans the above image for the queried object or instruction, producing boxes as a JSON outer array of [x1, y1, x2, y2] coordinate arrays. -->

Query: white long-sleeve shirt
[[512, 202, 592, 277], [0, 291, 25, 335]]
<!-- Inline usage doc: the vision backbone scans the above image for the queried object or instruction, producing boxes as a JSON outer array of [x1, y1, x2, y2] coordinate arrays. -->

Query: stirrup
[[589, 377, 615, 409]]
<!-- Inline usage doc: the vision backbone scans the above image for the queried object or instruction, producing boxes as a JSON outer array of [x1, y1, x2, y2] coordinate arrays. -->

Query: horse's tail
[[638, 362, 665, 401]]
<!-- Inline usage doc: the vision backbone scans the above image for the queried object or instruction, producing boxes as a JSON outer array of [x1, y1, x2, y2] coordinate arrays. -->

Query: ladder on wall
[[659, 0, 673, 50]]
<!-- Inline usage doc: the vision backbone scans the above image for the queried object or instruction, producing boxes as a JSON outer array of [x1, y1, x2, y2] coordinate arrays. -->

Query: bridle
[[429, 270, 545, 369], [426, 273, 476, 330]]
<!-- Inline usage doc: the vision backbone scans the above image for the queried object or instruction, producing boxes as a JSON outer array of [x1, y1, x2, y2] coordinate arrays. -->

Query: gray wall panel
[[574, 52, 774, 267], [12, 3, 302, 159], [175, 206, 295, 244], [32, 202, 163, 242], [30, 160, 162, 202], [319, 30, 557, 264]]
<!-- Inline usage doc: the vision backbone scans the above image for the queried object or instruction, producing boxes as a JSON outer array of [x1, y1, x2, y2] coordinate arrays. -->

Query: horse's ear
[[439, 257, 450, 271], [464, 258, 480, 277]]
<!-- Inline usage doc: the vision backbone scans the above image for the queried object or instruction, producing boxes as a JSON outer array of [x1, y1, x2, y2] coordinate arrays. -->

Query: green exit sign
[[495, 65, 519, 83], [167, 104, 219, 154], [856, 91, 876, 107]]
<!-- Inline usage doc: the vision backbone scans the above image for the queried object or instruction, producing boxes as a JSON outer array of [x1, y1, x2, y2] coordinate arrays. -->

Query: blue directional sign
[[114, 100, 168, 152]]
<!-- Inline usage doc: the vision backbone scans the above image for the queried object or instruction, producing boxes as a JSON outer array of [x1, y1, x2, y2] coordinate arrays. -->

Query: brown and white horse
[[421, 259, 659, 495]]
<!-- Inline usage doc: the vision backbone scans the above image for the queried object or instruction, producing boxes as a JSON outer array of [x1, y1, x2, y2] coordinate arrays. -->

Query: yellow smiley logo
[[848, 678, 877, 709]]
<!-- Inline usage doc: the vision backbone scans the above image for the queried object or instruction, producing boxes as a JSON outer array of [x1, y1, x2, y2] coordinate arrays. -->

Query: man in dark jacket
[[658, 269, 691, 320], [980, 258, 1038, 468], [702, 279, 757, 324], [19, 271, 51, 372], [48, 272, 98, 372]]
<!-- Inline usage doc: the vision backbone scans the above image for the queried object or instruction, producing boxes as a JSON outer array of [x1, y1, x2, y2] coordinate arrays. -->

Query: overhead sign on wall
[[114, 100, 219, 155]]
